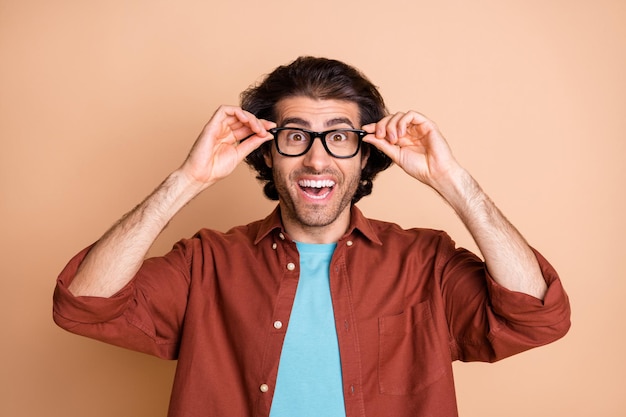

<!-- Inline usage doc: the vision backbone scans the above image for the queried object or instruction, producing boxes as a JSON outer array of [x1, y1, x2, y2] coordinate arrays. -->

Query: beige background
[[1, 0, 624, 416]]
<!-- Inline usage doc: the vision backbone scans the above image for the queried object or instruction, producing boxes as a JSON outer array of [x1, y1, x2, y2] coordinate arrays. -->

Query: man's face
[[264, 96, 369, 238]]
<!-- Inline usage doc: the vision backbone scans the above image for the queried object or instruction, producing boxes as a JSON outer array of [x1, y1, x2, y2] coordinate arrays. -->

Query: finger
[[207, 107, 269, 144], [385, 112, 407, 142], [373, 115, 393, 139], [398, 111, 435, 138], [239, 109, 275, 136], [361, 123, 376, 133], [260, 119, 277, 130], [239, 110, 262, 133], [236, 130, 274, 157], [234, 119, 277, 142], [213, 105, 249, 125], [231, 125, 257, 141], [213, 106, 267, 135], [363, 134, 400, 163], [397, 112, 418, 138], [203, 106, 245, 137]]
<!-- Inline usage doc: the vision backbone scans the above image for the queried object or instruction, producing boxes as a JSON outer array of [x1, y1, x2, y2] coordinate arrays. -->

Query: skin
[[68, 98, 547, 300], [263, 97, 368, 244]]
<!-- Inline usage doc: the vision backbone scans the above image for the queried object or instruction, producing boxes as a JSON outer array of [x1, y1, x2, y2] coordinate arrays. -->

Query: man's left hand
[[362, 111, 462, 192]]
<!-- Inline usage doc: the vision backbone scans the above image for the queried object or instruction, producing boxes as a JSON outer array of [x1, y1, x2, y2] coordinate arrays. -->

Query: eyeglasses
[[269, 127, 366, 159]]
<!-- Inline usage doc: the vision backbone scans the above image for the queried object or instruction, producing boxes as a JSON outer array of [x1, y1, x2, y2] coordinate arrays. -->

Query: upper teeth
[[299, 179, 336, 188]]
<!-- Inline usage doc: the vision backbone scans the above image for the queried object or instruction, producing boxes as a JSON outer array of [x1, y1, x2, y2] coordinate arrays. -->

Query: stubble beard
[[273, 168, 361, 229]]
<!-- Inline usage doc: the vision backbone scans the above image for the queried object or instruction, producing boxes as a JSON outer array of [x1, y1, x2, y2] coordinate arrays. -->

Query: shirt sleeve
[[52, 240, 196, 360], [437, 236, 571, 363]]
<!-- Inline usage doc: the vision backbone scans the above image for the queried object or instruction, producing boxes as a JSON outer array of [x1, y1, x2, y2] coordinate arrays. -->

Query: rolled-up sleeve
[[441, 241, 571, 363], [52, 241, 193, 360], [483, 249, 571, 357]]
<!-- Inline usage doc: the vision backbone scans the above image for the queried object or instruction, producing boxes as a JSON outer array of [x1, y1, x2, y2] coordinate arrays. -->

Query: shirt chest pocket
[[378, 300, 448, 395]]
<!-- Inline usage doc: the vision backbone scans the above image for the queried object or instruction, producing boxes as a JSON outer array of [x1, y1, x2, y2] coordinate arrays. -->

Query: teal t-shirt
[[269, 242, 346, 417]]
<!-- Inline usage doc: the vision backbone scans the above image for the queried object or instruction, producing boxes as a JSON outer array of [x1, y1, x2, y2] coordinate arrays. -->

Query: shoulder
[[365, 216, 453, 246], [191, 219, 263, 246], [350, 205, 451, 247]]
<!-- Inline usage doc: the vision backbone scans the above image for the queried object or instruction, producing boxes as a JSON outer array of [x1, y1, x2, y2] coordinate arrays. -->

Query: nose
[[302, 137, 332, 171]]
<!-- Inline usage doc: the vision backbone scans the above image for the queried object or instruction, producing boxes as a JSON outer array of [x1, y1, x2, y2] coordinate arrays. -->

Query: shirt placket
[[255, 231, 300, 417], [331, 236, 366, 417]]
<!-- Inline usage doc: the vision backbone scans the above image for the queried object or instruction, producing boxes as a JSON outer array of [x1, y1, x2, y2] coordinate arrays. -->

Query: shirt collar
[[253, 205, 382, 246]]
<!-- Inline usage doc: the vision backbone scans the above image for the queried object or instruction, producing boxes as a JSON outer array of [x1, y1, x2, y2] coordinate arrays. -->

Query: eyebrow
[[280, 117, 356, 129]]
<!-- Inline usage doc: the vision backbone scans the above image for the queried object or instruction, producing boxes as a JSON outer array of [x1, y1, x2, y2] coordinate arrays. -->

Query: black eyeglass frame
[[268, 127, 367, 159]]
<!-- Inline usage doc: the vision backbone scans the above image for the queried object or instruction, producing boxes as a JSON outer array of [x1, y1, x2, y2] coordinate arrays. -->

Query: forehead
[[275, 96, 360, 127]]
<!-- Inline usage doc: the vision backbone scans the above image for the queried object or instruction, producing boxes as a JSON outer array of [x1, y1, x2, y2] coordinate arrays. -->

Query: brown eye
[[329, 132, 348, 142], [286, 131, 308, 142]]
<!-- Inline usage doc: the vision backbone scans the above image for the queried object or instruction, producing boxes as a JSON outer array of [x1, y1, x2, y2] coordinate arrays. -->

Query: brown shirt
[[53, 206, 571, 417]]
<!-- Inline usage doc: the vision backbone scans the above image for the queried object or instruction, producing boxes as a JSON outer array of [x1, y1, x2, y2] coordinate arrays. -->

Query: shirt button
[[273, 320, 283, 329], [287, 262, 295, 271], [278, 232, 285, 240], [346, 240, 353, 247], [259, 383, 269, 393], [272, 243, 277, 250]]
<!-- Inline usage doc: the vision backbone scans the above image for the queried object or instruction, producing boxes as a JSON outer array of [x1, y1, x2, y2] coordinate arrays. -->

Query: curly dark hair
[[241, 56, 393, 204]]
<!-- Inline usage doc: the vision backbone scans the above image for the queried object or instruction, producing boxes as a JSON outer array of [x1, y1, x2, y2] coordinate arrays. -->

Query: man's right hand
[[179, 105, 275, 189]]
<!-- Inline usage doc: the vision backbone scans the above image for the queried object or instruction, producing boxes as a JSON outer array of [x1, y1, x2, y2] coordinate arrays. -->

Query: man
[[53, 57, 570, 417]]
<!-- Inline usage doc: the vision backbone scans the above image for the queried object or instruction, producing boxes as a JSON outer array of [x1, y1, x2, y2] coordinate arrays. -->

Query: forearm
[[68, 169, 204, 297], [436, 167, 548, 300]]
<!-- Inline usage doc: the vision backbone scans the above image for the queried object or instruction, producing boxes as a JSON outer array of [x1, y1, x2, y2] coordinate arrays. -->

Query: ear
[[360, 144, 370, 170], [263, 148, 273, 168]]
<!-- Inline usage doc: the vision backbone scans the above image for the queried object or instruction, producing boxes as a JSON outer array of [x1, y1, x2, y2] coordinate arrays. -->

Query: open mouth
[[298, 179, 336, 200]]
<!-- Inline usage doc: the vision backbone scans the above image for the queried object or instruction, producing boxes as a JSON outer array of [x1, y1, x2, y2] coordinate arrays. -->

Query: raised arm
[[68, 106, 275, 297], [363, 111, 547, 300]]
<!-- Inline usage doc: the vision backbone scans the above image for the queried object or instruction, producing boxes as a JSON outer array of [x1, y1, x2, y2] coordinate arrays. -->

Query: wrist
[[433, 166, 486, 215], [170, 167, 213, 199], [432, 163, 471, 197]]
